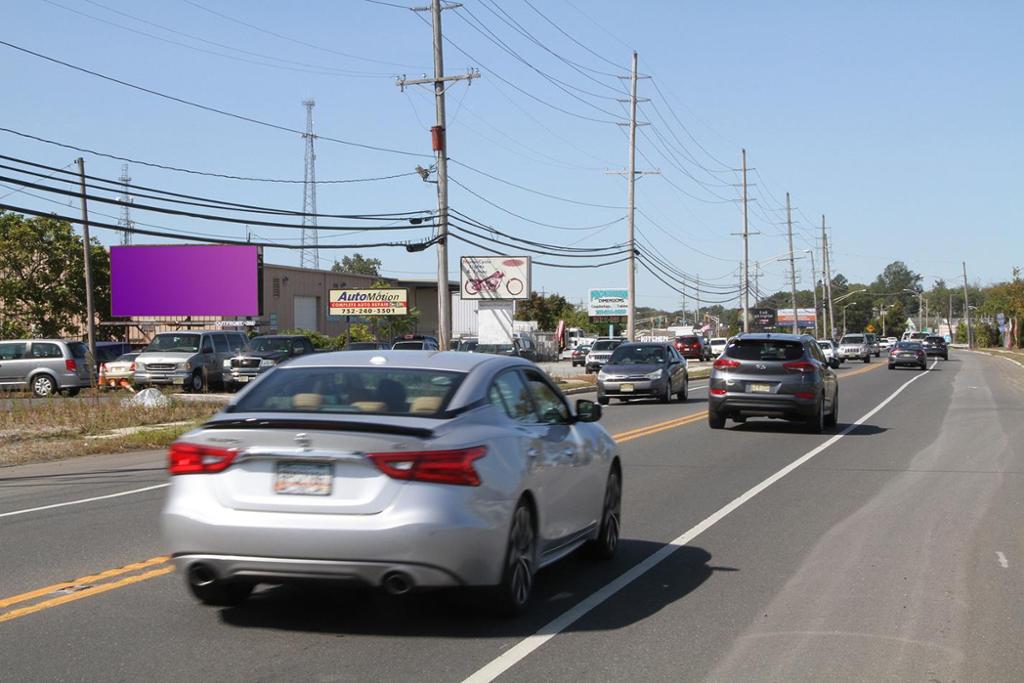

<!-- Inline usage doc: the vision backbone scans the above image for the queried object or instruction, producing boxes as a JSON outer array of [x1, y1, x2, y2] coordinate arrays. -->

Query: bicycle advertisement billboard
[[459, 256, 531, 300]]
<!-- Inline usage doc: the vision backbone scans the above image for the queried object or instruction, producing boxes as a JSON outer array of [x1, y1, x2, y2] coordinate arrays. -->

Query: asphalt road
[[2, 352, 1022, 682]]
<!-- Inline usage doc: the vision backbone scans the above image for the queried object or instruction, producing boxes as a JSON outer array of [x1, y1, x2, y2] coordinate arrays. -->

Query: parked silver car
[[135, 331, 247, 392], [161, 351, 621, 615], [708, 333, 838, 432], [597, 342, 688, 404], [0, 339, 91, 397]]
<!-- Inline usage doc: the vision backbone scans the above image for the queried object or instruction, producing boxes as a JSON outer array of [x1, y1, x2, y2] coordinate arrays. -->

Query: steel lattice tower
[[300, 99, 319, 269], [117, 163, 133, 246]]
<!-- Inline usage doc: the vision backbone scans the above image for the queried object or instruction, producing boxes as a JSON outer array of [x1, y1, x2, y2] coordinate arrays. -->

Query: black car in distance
[[888, 341, 928, 370], [921, 335, 949, 360]]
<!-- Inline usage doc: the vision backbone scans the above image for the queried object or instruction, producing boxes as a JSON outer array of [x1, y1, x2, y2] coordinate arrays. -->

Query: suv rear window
[[590, 340, 620, 351], [231, 367, 465, 417], [925, 336, 945, 343], [725, 340, 804, 361], [67, 342, 88, 359], [840, 335, 865, 344]]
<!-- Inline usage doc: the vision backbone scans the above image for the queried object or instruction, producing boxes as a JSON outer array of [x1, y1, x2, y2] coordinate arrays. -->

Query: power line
[[43, 0, 387, 78], [449, 210, 628, 252], [0, 155, 429, 219], [0, 126, 421, 184], [448, 221, 630, 258], [520, 0, 630, 76], [446, 229, 629, 269], [448, 159, 626, 209], [1, 201, 437, 250], [0, 40, 430, 159], [448, 177, 624, 231], [181, 0, 425, 70]]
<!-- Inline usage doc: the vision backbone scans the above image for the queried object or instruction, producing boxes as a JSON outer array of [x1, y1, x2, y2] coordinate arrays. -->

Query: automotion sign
[[589, 288, 629, 318], [328, 288, 408, 316]]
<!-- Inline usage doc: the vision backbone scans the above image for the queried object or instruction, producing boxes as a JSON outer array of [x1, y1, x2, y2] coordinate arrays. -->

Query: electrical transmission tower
[[300, 99, 319, 269], [117, 163, 133, 246]]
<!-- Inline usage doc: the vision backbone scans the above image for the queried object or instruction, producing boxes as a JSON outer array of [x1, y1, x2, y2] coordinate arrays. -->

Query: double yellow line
[[0, 555, 173, 623], [0, 362, 884, 624]]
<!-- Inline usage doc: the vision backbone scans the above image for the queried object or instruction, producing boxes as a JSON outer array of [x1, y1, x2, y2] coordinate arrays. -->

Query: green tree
[[331, 253, 382, 276], [368, 279, 419, 340], [0, 211, 112, 339]]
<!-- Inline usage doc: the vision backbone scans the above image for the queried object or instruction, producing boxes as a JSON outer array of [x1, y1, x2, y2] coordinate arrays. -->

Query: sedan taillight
[[168, 443, 238, 475], [368, 446, 487, 486], [713, 358, 741, 369]]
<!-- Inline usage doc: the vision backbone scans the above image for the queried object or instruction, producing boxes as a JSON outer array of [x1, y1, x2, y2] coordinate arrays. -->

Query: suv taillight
[[65, 359, 77, 372], [130, 362, 136, 372], [713, 358, 741, 369], [368, 446, 486, 486], [782, 361, 817, 373], [168, 443, 237, 475]]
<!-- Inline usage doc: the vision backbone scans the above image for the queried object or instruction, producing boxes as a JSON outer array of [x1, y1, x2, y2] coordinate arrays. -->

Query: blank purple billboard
[[111, 245, 260, 317]]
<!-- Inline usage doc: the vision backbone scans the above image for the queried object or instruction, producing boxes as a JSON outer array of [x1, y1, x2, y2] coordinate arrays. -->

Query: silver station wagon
[[162, 351, 622, 615]]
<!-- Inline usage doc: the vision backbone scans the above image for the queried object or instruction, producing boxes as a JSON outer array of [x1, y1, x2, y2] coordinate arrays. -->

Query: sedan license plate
[[274, 462, 332, 496], [619, 383, 634, 393], [748, 383, 772, 393]]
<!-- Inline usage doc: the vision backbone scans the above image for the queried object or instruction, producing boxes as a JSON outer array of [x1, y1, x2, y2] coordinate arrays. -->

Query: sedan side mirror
[[575, 399, 602, 422]]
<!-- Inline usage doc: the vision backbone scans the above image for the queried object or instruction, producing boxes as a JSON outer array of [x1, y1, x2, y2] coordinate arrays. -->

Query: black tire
[[888, 364, 895, 370], [587, 468, 621, 561], [598, 395, 609, 406], [824, 389, 838, 428], [63, 387, 81, 397], [660, 382, 672, 404], [491, 500, 536, 617], [708, 410, 726, 429], [185, 370, 204, 393], [805, 398, 825, 433], [677, 377, 688, 402], [30, 375, 56, 398], [187, 578, 253, 607], [920, 362, 927, 371], [864, 355, 871, 363], [943, 354, 948, 361]]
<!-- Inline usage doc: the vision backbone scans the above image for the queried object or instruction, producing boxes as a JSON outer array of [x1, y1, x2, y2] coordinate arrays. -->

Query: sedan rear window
[[231, 367, 466, 417], [391, 341, 424, 350], [726, 340, 804, 361]]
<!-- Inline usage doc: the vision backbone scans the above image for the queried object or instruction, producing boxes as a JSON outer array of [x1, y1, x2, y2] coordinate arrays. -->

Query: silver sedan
[[161, 351, 621, 615]]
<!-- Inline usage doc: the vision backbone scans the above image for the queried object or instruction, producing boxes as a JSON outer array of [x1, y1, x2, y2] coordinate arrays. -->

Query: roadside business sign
[[328, 288, 408, 316], [751, 308, 777, 328], [589, 288, 629, 318], [777, 307, 817, 329], [460, 256, 531, 300]]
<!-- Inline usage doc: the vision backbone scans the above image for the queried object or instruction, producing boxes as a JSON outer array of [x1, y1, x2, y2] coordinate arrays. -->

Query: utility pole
[[77, 158, 96, 387], [300, 99, 319, 270], [806, 249, 818, 338], [741, 149, 750, 332], [786, 192, 798, 334], [400, 1, 479, 350], [695, 274, 701, 332], [948, 293, 953, 340], [753, 261, 761, 305], [962, 261, 973, 349], [625, 51, 639, 342], [822, 215, 835, 340]]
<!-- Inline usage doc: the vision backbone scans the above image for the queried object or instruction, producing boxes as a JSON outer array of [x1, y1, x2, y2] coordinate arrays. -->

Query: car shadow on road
[[218, 542, 733, 638], [731, 421, 887, 436]]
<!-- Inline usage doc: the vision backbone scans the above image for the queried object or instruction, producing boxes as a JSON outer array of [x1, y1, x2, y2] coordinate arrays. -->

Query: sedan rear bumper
[[172, 553, 462, 590]]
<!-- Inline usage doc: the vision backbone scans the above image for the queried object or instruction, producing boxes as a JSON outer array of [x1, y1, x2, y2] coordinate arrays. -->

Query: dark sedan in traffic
[[597, 342, 688, 405], [888, 341, 928, 370]]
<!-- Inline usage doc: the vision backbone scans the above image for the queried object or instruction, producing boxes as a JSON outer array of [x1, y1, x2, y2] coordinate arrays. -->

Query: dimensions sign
[[589, 288, 629, 318], [328, 289, 408, 316]]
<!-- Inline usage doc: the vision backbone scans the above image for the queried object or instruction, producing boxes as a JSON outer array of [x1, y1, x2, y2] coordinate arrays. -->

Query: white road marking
[[463, 359, 939, 683], [996, 551, 1009, 568], [0, 483, 169, 519]]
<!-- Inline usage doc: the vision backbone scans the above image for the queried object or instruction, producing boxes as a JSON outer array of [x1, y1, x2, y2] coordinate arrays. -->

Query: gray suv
[[0, 339, 92, 397], [708, 333, 838, 432], [135, 331, 248, 392]]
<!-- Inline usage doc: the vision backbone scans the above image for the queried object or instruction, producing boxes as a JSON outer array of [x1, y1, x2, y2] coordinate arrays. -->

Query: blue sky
[[2, 1, 1021, 309]]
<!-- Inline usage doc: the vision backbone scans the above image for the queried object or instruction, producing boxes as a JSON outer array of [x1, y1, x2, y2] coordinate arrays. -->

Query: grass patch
[[0, 397, 219, 466]]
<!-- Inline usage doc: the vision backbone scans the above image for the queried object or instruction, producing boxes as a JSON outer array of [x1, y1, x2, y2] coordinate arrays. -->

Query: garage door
[[293, 296, 318, 331]]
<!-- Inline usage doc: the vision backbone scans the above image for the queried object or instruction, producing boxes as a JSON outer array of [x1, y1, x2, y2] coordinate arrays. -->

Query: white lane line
[[0, 483, 169, 519], [463, 359, 939, 683], [996, 551, 1009, 568]]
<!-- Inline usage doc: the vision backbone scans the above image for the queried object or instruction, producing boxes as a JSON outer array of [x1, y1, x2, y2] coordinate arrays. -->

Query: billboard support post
[[77, 157, 96, 387]]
